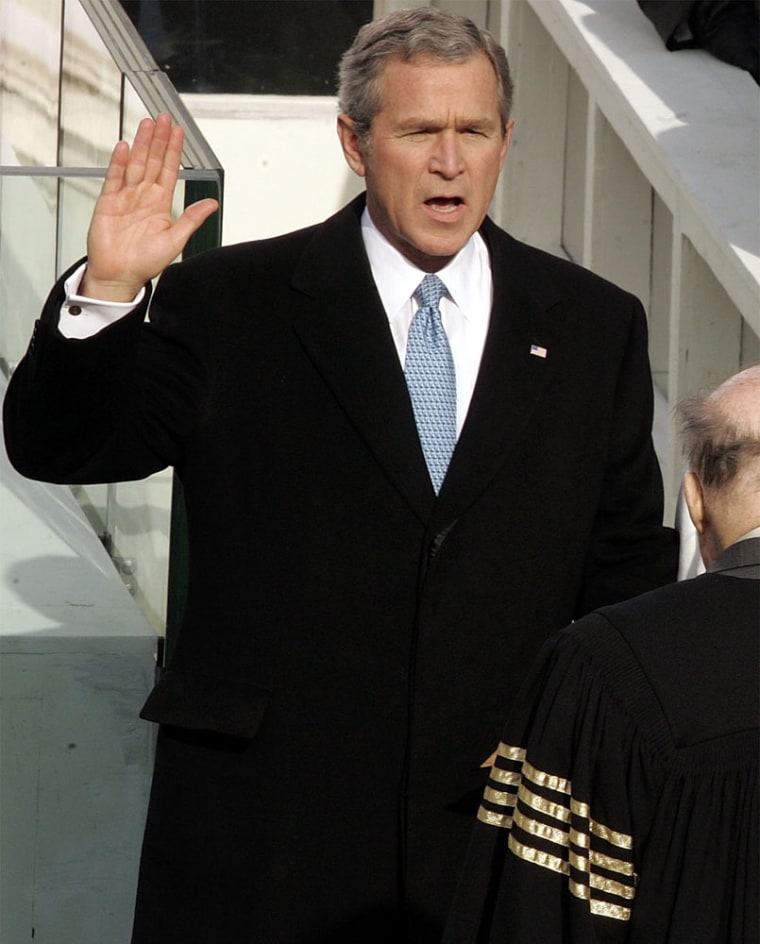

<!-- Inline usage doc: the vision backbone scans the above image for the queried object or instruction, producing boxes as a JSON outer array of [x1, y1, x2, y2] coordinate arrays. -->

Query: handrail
[[79, 0, 222, 172], [525, 0, 759, 330]]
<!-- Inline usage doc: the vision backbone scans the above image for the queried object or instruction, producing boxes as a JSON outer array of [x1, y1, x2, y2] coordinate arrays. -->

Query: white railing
[[493, 0, 759, 518]]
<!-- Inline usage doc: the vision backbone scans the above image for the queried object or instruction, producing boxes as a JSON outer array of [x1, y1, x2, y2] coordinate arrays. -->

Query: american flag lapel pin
[[530, 343, 548, 359]]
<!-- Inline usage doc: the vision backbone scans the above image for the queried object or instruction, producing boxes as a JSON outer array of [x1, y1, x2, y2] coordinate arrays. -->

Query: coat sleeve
[[2, 258, 209, 485], [444, 616, 666, 944]]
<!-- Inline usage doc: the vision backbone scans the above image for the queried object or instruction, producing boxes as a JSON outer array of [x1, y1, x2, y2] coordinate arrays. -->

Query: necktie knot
[[414, 273, 447, 311]]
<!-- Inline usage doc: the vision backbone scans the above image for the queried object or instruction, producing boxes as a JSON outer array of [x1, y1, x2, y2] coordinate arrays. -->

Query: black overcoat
[[3, 196, 678, 942]]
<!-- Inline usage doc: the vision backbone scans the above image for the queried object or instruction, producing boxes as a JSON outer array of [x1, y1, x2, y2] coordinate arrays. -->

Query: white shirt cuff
[[58, 262, 145, 339]]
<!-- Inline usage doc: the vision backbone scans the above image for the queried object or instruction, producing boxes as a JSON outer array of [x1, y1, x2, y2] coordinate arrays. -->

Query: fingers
[[100, 139, 130, 195], [157, 123, 186, 193], [117, 113, 178, 192], [122, 116, 161, 189], [145, 113, 181, 188]]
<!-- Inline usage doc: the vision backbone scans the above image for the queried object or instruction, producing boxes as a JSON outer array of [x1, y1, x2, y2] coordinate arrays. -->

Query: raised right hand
[[82, 113, 219, 302]]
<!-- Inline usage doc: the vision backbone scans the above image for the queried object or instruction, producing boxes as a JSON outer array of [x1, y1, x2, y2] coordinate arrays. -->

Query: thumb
[[172, 197, 220, 245]]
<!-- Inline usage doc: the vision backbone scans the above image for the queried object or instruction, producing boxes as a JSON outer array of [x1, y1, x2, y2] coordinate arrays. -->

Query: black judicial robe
[[445, 539, 759, 944]]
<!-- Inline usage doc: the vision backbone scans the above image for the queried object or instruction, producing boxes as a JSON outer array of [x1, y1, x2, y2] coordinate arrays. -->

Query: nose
[[429, 131, 464, 179]]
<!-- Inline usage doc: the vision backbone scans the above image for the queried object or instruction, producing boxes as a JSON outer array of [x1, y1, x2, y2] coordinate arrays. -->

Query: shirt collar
[[733, 525, 760, 543], [360, 207, 488, 322], [708, 530, 760, 578]]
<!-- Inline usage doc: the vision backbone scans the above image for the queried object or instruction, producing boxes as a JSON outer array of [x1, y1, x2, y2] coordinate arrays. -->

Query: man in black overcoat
[[2, 7, 678, 942]]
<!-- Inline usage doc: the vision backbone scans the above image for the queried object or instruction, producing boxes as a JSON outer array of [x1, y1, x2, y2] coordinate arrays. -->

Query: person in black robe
[[445, 365, 760, 943]]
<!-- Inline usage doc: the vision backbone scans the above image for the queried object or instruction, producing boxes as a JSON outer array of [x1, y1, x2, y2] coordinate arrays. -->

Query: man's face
[[338, 52, 513, 272]]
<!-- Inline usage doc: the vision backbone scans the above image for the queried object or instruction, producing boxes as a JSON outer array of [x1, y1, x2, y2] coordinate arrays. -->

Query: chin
[[415, 235, 469, 261]]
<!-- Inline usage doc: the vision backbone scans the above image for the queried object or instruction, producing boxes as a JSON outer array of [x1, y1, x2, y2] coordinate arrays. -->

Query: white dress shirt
[[361, 209, 492, 437], [60, 209, 494, 436]]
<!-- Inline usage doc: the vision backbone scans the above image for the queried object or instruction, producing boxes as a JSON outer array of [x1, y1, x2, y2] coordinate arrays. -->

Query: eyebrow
[[394, 116, 499, 132]]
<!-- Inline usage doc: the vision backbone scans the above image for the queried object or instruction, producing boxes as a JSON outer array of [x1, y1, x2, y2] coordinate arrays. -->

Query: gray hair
[[338, 7, 513, 144], [678, 366, 760, 491]]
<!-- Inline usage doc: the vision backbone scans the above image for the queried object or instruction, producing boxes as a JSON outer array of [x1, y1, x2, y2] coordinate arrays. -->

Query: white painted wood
[[675, 237, 746, 397], [497, 0, 569, 255], [561, 67, 588, 265], [649, 191, 673, 391], [495, 0, 759, 520], [589, 113, 653, 306], [522, 0, 759, 331]]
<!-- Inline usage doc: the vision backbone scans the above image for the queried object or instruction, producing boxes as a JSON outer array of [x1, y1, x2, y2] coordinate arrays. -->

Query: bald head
[[679, 366, 760, 567], [711, 366, 760, 433]]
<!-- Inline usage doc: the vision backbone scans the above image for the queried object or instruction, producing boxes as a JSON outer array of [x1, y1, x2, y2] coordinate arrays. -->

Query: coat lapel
[[290, 198, 436, 524], [432, 222, 561, 526]]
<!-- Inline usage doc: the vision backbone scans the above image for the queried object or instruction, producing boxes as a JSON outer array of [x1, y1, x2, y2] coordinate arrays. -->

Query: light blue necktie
[[404, 274, 457, 494]]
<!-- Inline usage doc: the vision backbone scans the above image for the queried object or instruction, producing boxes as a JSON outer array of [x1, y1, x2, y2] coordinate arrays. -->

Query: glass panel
[[0, 174, 58, 374], [60, 0, 124, 167], [72, 482, 110, 546], [1, 0, 223, 643], [0, 0, 61, 168], [122, 76, 152, 142], [109, 473, 174, 631], [58, 174, 101, 270]]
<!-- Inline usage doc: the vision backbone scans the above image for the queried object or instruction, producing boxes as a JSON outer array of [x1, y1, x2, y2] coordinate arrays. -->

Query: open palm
[[83, 113, 219, 301]]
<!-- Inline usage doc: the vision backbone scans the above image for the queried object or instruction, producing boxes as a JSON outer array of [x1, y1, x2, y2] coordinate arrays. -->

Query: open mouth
[[425, 197, 464, 213]]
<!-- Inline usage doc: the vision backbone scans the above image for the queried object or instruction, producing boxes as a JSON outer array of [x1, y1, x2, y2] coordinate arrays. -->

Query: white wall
[[184, 94, 365, 247]]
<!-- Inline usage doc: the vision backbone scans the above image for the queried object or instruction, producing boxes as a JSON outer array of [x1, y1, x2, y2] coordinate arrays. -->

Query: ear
[[682, 471, 706, 534], [337, 114, 367, 178], [500, 118, 515, 168]]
